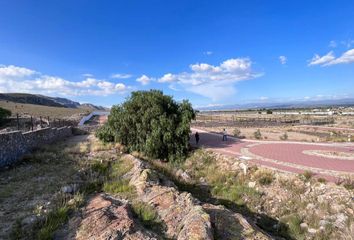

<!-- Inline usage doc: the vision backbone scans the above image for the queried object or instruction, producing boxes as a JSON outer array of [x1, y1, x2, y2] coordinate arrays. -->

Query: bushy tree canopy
[[97, 90, 195, 161], [0, 107, 11, 122]]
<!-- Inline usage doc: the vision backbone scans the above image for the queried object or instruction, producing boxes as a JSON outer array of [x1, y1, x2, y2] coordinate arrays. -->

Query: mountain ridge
[[197, 98, 354, 111], [0, 93, 107, 111]]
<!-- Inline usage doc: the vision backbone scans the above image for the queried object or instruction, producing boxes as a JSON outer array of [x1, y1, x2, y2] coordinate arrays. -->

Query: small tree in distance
[[0, 107, 11, 124], [280, 132, 288, 141], [254, 129, 262, 139], [96, 90, 195, 162], [233, 128, 241, 137]]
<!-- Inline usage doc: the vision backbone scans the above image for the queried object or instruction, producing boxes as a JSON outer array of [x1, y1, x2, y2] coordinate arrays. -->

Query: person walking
[[195, 131, 200, 145], [222, 128, 227, 141]]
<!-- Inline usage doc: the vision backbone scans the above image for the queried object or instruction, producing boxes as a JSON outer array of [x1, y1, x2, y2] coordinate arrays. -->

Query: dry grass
[[0, 134, 117, 239], [254, 169, 274, 185], [0, 100, 90, 119]]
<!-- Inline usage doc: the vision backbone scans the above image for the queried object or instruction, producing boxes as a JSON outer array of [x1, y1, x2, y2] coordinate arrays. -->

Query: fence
[[0, 114, 78, 133], [196, 114, 335, 126]]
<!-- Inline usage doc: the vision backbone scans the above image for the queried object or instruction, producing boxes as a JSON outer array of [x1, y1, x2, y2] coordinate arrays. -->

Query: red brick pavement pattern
[[249, 143, 354, 172], [192, 129, 354, 180]]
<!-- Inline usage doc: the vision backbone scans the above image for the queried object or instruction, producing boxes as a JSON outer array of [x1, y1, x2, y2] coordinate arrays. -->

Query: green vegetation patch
[[96, 90, 195, 162], [254, 169, 274, 185], [37, 206, 70, 240], [103, 179, 135, 195], [131, 201, 160, 228]]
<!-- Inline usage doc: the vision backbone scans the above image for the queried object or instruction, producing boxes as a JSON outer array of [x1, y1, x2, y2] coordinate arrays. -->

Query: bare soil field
[[193, 123, 319, 142], [193, 113, 354, 142]]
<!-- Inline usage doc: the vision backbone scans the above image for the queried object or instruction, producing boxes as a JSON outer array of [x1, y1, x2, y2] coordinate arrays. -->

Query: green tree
[[0, 107, 11, 123], [97, 90, 195, 162]]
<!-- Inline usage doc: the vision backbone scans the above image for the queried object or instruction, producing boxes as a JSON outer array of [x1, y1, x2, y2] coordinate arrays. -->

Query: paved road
[[192, 128, 354, 181]]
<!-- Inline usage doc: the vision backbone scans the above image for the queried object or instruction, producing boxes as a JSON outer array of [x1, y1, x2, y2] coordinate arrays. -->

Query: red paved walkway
[[192, 129, 354, 181], [250, 143, 354, 172]]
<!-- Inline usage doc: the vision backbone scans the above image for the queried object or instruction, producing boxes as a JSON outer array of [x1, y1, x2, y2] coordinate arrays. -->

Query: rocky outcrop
[[75, 194, 158, 240], [126, 155, 214, 240], [203, 204, 271, 240]]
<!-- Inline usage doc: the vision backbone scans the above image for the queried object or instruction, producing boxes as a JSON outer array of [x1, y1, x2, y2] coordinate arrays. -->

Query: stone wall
[[0, 127, 72, 168]]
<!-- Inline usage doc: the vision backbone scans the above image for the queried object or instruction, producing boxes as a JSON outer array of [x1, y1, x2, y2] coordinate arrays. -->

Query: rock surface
[[75, 194, 158, 240], [127, 155, 214, 240], [203, 203, 271, 240]]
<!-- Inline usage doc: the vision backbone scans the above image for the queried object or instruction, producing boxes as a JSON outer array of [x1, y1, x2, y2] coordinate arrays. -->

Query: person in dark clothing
[[195, 132, 200, 145], [222, 128, 227, 141]]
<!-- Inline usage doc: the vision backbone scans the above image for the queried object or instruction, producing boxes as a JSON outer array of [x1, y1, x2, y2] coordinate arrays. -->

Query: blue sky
[[0, 0, 353, 108]]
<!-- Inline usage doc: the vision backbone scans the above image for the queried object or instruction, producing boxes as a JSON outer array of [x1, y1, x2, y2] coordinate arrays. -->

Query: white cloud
[[340, 39, 354, 48], [279, 56, 287, 65], [203, 51, 213, 55], [0, 65, 127, 96], [329, 40, 337, 48], [158, 73, 177, 83], [194, 103, 225, 109], [327, 49, 354, 65], [136, 75, 151, 85], [308, 51, 335, 66], [111, 73, 132, 79], [260, 96, 269, 100], [308, 49, 354, 66], [0, 65, 36, 77], [155, 58, 261, 101], [82, 73, 93, 77]]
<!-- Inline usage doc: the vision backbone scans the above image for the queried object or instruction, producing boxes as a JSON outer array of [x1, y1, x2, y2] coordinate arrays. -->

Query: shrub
[[281, 214, 304, 238], [254, 129, 262, 139], [255, 170, 274, 185], [98, 90, 195, 162], [301, 170, 314, 181], [317, 177, 327, 183], [266, 109, 273, 114], [91, 161, 110, 176], [131, 201, 159, 228], [342, 176, 354, 190], [212, 182, 260, 206], [233, 128, 241, 137], [0, 107, 11, 119], [0, 107, 11, 124], [280, 132, 288, 141], [95, 124, 114, 142]]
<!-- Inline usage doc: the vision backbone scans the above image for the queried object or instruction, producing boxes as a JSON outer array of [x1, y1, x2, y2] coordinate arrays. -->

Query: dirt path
[[191, 128, 354, 181]]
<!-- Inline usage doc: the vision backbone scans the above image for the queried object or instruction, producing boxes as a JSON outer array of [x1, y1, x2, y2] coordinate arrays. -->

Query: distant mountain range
[[197, 98, 354, 111], [0, 93, 108, 111]]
